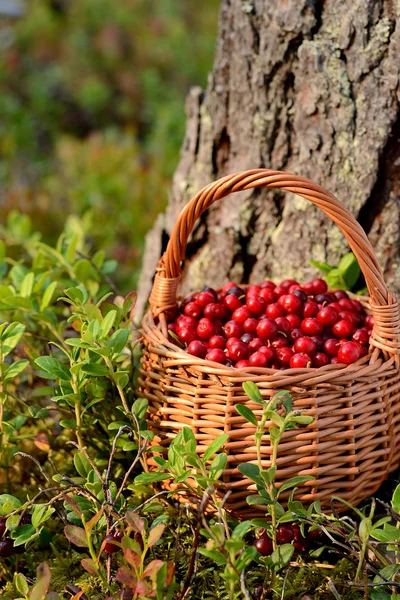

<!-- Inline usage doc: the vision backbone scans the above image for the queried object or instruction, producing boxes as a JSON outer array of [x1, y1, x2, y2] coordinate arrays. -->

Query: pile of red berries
[[254, 522, 322, 556], [167, 278, 373, 369]]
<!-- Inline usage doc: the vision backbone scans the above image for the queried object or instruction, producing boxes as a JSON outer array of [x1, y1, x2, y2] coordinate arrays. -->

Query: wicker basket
[[139, 169, 400, 515]]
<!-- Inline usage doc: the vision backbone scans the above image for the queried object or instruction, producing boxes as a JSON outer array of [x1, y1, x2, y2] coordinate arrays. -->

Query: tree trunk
[[137, 0, 400, 317]]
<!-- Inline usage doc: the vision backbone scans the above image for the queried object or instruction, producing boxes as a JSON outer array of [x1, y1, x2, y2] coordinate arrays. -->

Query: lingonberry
[[294, 336, 317, 356], [241, 333, 255, 344], [202, 286, 218, 301], [286, 314, 302, 329], [249, 352, 269, 367], [313, 352, 329, 367], [196, 291, 215, 307], [276, 346, 293, 365], [278, 294, 303, 314], [236, 359, 250, 368], [291, 523, 302, 541], [338, 298, 354, 312], [177, 326, 197, 345], [205, 349, 226, 364], [176, 315, 197, 329], [259, 287, 278, 304], [233, 306, 252, 323], [246, 296, 266, 316], [224, 294, 243, 312], [254, 536, 273, 556], [317, 306, 339, 327], [248, 337, 264, 353], [203, 303, 217, 319], [256, 318, 278, 341], [333, 290, 349, 300], [0, 538, 14, 558], [104, 531, 124, 554], [303, 281, 315, 295], [332, 319, 354, 338], [259, 346, 275, 362], [184, 302, 203, 319], [337, 341, 361, 364], [365, 315, 374, 329], [243, 317, 258, 333], [182, 294, 196, 306], [293, 539, 308, 552], [281, 279, 299, 289], [340, 310, 363, 328], [227, 341, 249, 361], [331, 356, 340, 364], [311, 335, 324, 351], [315, 293, 332, 305], [260, 280, 276, 289], [187, 341, 207, 358], [274, 285, 286, 297], [224, 320, 243, 339], [271, 336, 290, 349], [196, 318, 216, 340], [246, 284, 261, 297], [291, 289, 308, 303], [222, 282, 237, 294], [301, 318, 323, 336], [209, 335, 226, 349], [324, 338, 340, 356], [302, 301, 319, 318], [276, 524, 295, 544], [225, 285, 246, 299], [0, 519, 5, 538], [307, 527, 323, 543], [290, 327, 303, 342], [290, 353, 312, 368], [311, 278, 328, 295], [275, 317, 291, 336], [266, 303, 284, 318], [352, 329, 369, 345], [351, 299, 364, 313]]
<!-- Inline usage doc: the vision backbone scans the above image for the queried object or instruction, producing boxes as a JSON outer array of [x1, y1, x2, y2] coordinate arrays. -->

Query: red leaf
[[148, 524, 165, 548], [125, 511, 144, 534], [64, 525, 88, 548], [143, 559, 164, 578], [116, 566, 137, 589], [123, 547, 141, 569], [81, 558, 97, 575], [30, 562, 51, 600]]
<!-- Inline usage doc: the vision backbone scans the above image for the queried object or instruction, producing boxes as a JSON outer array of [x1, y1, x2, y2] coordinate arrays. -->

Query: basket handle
[[149, 169, 400, 356]]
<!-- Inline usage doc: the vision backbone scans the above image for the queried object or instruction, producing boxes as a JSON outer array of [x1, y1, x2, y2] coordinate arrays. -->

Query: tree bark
[[137, 0, 400, 317]]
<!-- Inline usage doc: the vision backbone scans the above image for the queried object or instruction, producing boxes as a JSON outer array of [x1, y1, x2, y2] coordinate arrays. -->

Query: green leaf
[[40, 281, 58, 311], [273, 390, 292, 413], [236, 404, 258, 426], [246, 494, 271, 505], [20, 272, 34, 297], [6, 514, 20, 531], [392, 484, 400, 513], [203, 434, 229, 461], [35, 357, 71, 381], [198, 549, 227, 565], [338, 252, 360, 290], [64, 525, 88, 548], [32, 505, 55, 528], [232, 521, 252, 539], [309, 260, 333, 274], [290, 415, 313, 425], [238, 463, 262, 485], [209, 453, 227, 481], [270, 543, 294, 569], [0, 494, 21, 515], [11, 524, 36, 546], [81, 362, 110, 376], [108, 328, 129, 354], [132, 398, 148, 420], [134, 472, 172, 483], [1, 322, 25, 356], [74, 452, 91, 478], [326, 268, 345, 289], [100, 310, 117, 338], [14, 572, 29, 596], [260, 466, 277, 483], [242, 381, 264, 404], [3, 360, 29, 381], [0, 240, 5, 263], [278, 476, 311, 494]]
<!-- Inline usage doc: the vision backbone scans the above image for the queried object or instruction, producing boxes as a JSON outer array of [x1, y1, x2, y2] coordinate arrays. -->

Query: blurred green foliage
[[0, 0, 219, 289]]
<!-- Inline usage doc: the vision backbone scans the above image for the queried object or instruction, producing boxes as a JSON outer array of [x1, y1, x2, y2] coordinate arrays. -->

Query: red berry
[[241, 333, 255, 344], [205, 349, 226, 364], [365, 315, 374, 329], [233, 306, 252, 323], [184, 302, 203, 319], [0, 538, 14, 557], [227, 341, 249, 361], [224, 294, 243, 312], [311, 335, 324, 351], [351, 300, 364, 313], [196, 291, 215, 307], [290, 353, 312, 368], [276, 524, 295, 544], [256, 318, 278, 341], [337, 341, 361, 364], [293, 539, 308, 552], [203, 303, 217, 319], [271, 336, 289, 348], [104, 531, 123, 554], [0, 519, 5, 538], [259, 287, 278, 304], [286, 314, 302, 329], [330, 356, 340, 364], [281, 279, 299, 290], [209, 335, 226, 349], [246, 296, 266, 316], [222, 282, 237, 294], [226, 285, 246, 299], [303, 301, 319, 318], [274, 285, 286, 297], [333, 290, 349, 300], [260, 280, 276, 290], [236, 359, 250, 368], [202, 286, 218, 301], [338, 298, 354, 312], [307, 527, 324, 543], [303, 281, 314, 295], [291, 289, 308, 303], [177, 326, 197, 345], [254, 536, 273, 556], [294, 336, 317, 356], [317, 306, 339, 327], [196, 318, 216, 340], [301, 318, 323, 336], [259, 346, 275, 362], [278, 294, 303, 314], [340, 311, 363, 328], [311, 278, 328, 295], [276, 346, 293, 365], [249, 352, 269, 367], [187, 340, 207, 358], [313, 352, 329, 367], [291, 524, 302, 541], [352, 329, 369, 346], [176, 315, 197, 329], [246, 285, 261, 297], [248, 337, 264, 353], [224, 320, 243, 339], [266, 303, 285, 318], [243, 318, 258, 333], [290, 327, 304, 342], [332, 319, 354, 338], [324, 338, 340, 356], [315, 293, 332, 305], [275, 317, 291, 336]]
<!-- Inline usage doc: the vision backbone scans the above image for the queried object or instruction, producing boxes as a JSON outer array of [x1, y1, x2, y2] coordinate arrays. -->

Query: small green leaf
[[291, 415, 313, 425], [20, 272, 34, 297], [3, 360, 29, 381], [270, 543, 294, 569], [236, 404, 258, 426], [203, 434, 229, 461], [198, 549, 227, 565], [81, 362, 110, 376], [6, 514, 20, 531], [232, 521, 252, 539], [11, 524, 36, 546], [338, 252, 360, 290], [35, 357, 71, 381], [238, 463, 262, 485], [209, 453, 227, 481], [14, 572, 29, 596], [40, 281, 58, 311], [242, 381, 264, 404], [0, 494, 21, 515], [246, 494, 271, 505], [134, 472, 172, 483], [32, 505, 55, 528], [1, 322, 25, 356], [74, 452, 91, 478], [278, 476, 311, 494], [148, 523, 165, 547], [309, 260, 332, 274], [100, 310, 117, 338], [392, 484, 400, 513], [108, 329, 129, 354]]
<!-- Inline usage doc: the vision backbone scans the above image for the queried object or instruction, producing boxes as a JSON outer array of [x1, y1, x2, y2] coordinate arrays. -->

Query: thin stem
[[71, 375, 84, 449]]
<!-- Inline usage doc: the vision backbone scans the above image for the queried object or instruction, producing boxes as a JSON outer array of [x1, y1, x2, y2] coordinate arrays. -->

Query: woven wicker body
[[139, 169, 400, 515]]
